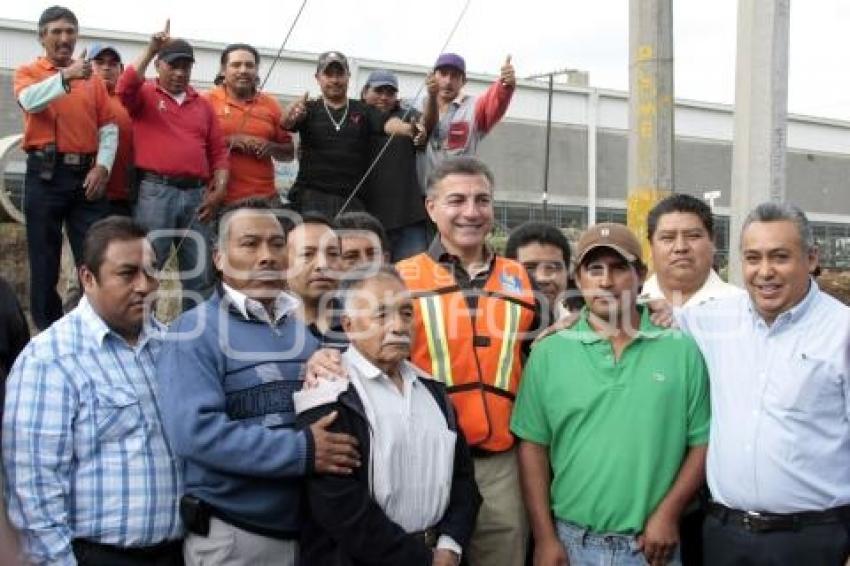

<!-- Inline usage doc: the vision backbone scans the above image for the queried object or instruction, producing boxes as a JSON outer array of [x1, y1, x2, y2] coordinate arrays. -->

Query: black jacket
[[296, 374, 481, 566]]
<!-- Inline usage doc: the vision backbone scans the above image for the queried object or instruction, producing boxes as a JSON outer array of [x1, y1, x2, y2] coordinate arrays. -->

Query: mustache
[[382, 335, 411, 346]]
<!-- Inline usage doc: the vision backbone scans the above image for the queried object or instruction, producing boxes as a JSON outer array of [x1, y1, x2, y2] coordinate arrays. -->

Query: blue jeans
[[556, 520, 681, 566], [387, 221, 429, 262], [133, 180, 212, 312], [24, 157, 109, 329]]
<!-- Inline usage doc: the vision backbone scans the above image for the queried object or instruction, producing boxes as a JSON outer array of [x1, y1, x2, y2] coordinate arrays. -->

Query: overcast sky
[[5, 0, 850, 121]]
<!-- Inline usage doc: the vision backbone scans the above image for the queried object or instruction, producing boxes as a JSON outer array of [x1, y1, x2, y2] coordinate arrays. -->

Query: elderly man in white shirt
[[676, 202, 850, 565], [642, 194, 743, 307], [295, 264, 480, 566]]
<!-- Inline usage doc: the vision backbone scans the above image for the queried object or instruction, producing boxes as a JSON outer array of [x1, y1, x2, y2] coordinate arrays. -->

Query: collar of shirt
[[155, 82, 197, 105], [221, 282, 299, 324], [427, 236, 495, 283], [35, 56, 58, 71], [746, 277, 819, 328], [641, 270, 743, 306], [573, 305, 665, 345], [77, 296, 164, 349], [209, 85, 260, 110], [343, 345, 417, 387]]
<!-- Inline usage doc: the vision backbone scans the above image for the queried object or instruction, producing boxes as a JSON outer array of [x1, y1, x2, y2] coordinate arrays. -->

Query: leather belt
[[412, 527, 439, 548], [29, 150, 95, 168], [141, 170, 206, 189], [72, 538, 182, 559], [707, 501, 850, 533]]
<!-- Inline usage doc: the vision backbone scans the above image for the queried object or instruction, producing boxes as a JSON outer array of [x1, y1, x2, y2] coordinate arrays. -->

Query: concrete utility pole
[[728, 0, 790, 284], [627, 0, 674, 269]]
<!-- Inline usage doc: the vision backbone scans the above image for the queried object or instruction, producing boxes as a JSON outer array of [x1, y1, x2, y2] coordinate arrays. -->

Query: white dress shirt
[[642, 269, 744, 307], [221, 283, 299, 325], [344, 347, 460, 554], [676, 281, 850, 513]]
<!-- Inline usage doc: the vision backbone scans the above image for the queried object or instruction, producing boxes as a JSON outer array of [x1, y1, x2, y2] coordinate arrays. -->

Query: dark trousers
[[289, 186, 365, 219], [703, 513, 850, 566], [107, 198, 134, 218], [24, 158, 109, 330], [72, 539, 183, 566]]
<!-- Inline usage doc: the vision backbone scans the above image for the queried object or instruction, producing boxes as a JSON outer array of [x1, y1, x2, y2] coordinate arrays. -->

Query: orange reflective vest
[[397, 253, 536, 452]]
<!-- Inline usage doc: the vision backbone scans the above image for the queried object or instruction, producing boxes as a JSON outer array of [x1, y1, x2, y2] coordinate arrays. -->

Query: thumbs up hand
[[500, 54, 515, 87], [282, 91, 309, 129], [62, 48, 92, 82]]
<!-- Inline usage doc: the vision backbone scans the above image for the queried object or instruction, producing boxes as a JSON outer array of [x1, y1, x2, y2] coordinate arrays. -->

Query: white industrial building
[[2, 17, 849, 268]]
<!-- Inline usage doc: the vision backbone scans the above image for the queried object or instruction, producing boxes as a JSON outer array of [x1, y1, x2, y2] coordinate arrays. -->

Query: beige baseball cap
[[575, 223, 643, 265]]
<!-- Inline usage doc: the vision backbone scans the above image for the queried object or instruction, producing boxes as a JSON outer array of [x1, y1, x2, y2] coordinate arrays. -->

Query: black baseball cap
[[158, 39, 195, 64]]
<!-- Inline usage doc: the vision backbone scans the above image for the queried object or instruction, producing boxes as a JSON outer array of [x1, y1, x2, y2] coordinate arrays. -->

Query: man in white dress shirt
[[642, 194, 742, 307], [295, 265, 480, 566], [676, 202, 850, 565]]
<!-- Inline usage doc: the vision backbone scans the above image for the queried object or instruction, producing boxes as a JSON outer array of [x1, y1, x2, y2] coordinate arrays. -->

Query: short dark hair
[[215, 197, 279, 248], [647, 194, 714, 240], [215, 43, 261, 86], [335, 212, 388, 252], [426, 156, 494, 196], [281, 211, 336, 241], [38, 6, 77, 35], [82, 216, 148, 279], [505, 221, 571, 265]]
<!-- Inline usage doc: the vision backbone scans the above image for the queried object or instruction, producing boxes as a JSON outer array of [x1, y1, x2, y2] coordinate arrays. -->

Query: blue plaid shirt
[[2, 298, 182, 565]]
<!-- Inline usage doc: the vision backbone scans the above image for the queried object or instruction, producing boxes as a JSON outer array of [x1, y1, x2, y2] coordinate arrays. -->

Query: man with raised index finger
[[117, 20, 229, 312]]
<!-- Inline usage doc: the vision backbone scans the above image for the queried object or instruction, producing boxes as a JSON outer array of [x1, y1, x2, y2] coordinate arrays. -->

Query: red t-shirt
[[116, 65, 228, 179]]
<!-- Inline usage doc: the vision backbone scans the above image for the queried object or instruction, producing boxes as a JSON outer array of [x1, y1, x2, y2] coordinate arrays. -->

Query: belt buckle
[[422, 528, 438, 548], [64, 153, 81, 165], [742, 511, 769, 532]]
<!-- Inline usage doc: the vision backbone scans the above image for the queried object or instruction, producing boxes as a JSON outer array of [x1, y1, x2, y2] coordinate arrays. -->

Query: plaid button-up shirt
[[3, 298, 182, 565]]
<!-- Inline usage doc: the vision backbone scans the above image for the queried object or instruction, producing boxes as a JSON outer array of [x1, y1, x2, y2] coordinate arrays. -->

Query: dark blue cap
[[434, 53, 465, 74], [88, 42, 121, 62], [365, 70, 398, 90]]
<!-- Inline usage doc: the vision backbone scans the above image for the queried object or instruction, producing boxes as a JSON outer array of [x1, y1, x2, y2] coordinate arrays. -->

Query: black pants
[[289, 186, 364, 219], [703, 513, 850, 566], [72, 539, 183, 566], [23, 158, 108, 329]]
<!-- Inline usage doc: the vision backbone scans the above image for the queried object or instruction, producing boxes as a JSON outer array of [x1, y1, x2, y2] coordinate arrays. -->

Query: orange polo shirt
[[205, 86, 291, 203], [106, 93, 133, 201], [14, 56, 114, 153]]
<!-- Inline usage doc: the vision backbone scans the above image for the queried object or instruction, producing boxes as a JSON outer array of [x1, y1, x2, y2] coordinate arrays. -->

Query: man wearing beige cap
[[512, 223, 710, 566]]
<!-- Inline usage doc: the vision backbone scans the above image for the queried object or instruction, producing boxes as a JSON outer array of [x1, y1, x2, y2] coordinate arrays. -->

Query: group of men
[[14, 6, 516, 332], [4, 4, 850, 566]]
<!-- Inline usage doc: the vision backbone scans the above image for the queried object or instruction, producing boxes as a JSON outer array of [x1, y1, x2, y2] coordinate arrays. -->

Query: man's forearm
[[132, 51, 156, 78], [17, 73, 67, 113], [269, 141, 294, 161], [517, 440, 559, 541], [653, 445, 707, 519], [211, 169, 229, 193], [96, 123, 118, 173], [422, 93, 438, 135]]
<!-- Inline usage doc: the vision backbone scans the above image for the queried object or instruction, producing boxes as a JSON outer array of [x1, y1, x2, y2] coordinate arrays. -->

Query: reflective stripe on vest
[[494, 300, 522, 391], [419, 294, 454, 386]]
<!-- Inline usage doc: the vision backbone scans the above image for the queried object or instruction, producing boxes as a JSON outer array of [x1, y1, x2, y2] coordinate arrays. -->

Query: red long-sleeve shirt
[[116, 65, 228, 179]]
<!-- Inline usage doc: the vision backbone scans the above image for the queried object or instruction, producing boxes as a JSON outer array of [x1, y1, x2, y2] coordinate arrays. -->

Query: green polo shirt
[[510, 307, 710, 534]]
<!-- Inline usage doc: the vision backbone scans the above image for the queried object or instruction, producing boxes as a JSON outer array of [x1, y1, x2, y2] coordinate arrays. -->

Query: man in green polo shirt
[[512, 223, 710, 566]]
